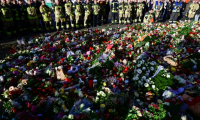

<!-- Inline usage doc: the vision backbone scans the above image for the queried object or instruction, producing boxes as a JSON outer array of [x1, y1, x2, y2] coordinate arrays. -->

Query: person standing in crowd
[[135, 0, 145, 23], [147, 0, 153, 11], [194, 0, 200, 22], [27, 0, 41, 32], [0, 4, 3, 38], [18, 0, 28, 34], [169, 0, 182, 23], [99, 0, 107, 25], [1, 0, 14, 37], [73, 0, 83, 30], [64, 0, 74, 30], [6, 0, 16, 35], [90, 0, 94, 26], [40, 0, 54, 32], [181, 0, 186, 20], [111, 0, 119, 24], [124, 0, 132, 24], [161, 0, 167, 20], [153, 0, 163, 22], [33, 0, 44, 31], [92, 0, 100, 26], [142, 0, 148, 20], [105, 0, 110, 24], [165, 0, 172, 20], [118, 0, 125, 24], [53, 0, 65, 31], [84, 0, 92, 28], [12, 0, 22, 35], [143, 9, 154, 24], [186, 0, 199, 21], [132, 0, 137, 23]]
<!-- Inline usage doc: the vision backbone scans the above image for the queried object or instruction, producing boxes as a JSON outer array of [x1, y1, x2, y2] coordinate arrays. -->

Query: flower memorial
[[0, 21, 200, 120]]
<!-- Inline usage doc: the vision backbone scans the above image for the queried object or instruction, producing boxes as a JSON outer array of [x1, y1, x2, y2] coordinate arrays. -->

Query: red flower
[[12, 107, 18, 113]]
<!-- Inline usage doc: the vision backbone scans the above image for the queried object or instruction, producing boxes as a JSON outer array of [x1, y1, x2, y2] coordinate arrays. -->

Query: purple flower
[[13, 71, 20, 76], [114, 62, 122, 68]]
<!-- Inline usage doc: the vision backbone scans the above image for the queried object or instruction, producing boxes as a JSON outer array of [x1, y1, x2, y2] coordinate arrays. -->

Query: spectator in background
[[161, 0, 168, 20], [165, 0, 172, 20], [181, 0, 186, 19], [147, 0, 153, 11], [194, 1, 200, 22]]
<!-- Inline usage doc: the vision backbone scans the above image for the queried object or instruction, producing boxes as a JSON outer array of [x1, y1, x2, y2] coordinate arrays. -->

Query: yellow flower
[[61, 88, 65, 94], [171, 67, 176, 72], [100, 104, 105, 109], [103, 82, 107, 86], [108, 109, 112, 113], [27, 63, 31, 66]]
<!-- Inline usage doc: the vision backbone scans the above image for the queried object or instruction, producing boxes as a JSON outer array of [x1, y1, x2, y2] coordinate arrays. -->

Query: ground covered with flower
[[0, 21, 200, 120]]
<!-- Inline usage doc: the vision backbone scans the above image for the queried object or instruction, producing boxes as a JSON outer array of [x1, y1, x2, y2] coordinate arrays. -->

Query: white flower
[[137, 69, 142, 74], [62, 115, 68, 119], [17, 84, 23, 90], [53, 108, 59, 114], [83, 107, 91, 113], [132, 77, 136, 81], [142, 67, 146, 70], [134, 92, 139, 97], [188, 75, 194, 80], [55, 91, 59, 97], [136, 99, 140, 102], [9, 86, 15, 91], [152, 85, 155, 89], [146, 79, 150, 83], [142, 76, 146, 80], [78, 91, 84, 98], [145, 73, 149, 77], [164, 102, 170, 106], [144, 83, 149, 87], [166, 74, 170, 78], [150, 62, 155, 66], [64, 109, 69, 113], [80, 103, 85, 110], [137, 64, 141, 67], [68, 114, 74, 119], [135, 76, 139, 80], [150, 67, 154, 71]]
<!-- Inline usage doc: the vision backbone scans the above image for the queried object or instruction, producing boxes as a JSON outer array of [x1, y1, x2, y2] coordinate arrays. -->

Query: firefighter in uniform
[[53, 0, 65, 31], [33, 0, 44, 31], [64, 0, 74, 30], [27, 0, 41, 32], [143, 9, 154, 24], [18, 0, 28, 33], [40, 0, 54, 32], [187, 0, 199, 21], [84, 0, 92, 28], [135, 0, 144, 23], [92, 0, 100, 27], [1, 0, 14, 36], [169, 0, 182, 23], [12, 0, 21, 34], [73, 0, 83, 30], [132, 0, 137, 23], [6, 0, 16, 35], [118, 0, 124, 24], [153, 0, 163, 22], [124, 0, 132, 24], [99, 0, 107, 25], [105, 0, 110, 24], [111, 0, 118, 24]]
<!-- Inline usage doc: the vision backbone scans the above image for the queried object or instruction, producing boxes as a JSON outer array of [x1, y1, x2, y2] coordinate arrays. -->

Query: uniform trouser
[[75, 14, 82, 29], [105, 11, 109, 23], [169, 12, 179, 23], [119, 11, 124, 24], [136, 11, 143, 22], [99, 11, 106, 25], [93, 14, 99, 26], [90, 14, 94, 26], [3, 20, 14, 36], [132, 12, 136, 22], [165, 11, 171, 19], [84, 14, 91, 27], [29, 18, 42, 32], [111, 12, 118, 23], [66, 14, 74, 29], [55, 17, 65, 30], [44, 20, 54, 31], [38, 16, 45, 30], [0, 21, 3, 36], [124, 12, 131, 24], [19, 19, 27, 32]]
